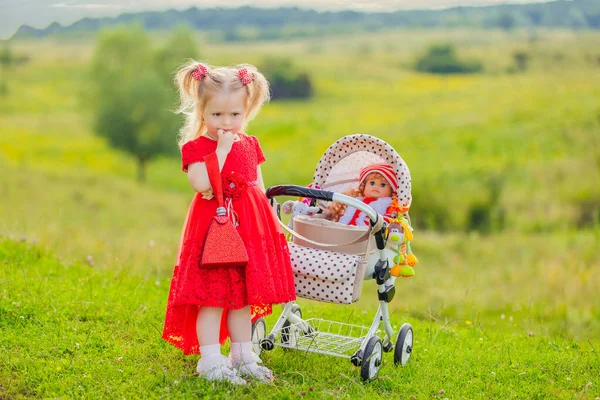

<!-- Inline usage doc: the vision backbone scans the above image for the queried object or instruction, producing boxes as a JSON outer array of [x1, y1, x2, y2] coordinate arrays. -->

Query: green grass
[[2, 238, 599, 399], [2, 159, 599, 341], [1, 29, 600, 398]]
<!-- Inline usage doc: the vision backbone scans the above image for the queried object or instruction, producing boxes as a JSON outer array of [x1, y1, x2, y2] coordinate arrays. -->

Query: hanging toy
[[281, 183, 321, 230], [388, 198, 411, 219], [406, 241, 418, 267], [387, 216, 417, 278]]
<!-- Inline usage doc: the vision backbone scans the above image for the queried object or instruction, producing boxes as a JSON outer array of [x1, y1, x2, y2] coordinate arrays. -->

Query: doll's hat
[[359, 163, 399, 193]]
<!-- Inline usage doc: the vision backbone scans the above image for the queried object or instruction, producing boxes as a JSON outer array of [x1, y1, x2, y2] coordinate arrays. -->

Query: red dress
[[162, 134, 296, 355]]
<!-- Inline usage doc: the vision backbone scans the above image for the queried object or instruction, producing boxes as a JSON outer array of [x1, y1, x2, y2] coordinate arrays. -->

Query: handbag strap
[[203, 152, 225, 213]]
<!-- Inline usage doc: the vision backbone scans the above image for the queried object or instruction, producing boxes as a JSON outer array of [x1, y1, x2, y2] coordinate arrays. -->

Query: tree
[[497, 13, 516, 31], [526, 9, 543, 25], [89, 25, 182, 182], [95, 72, 179, 181], [0, 42, 13, 96], [154, 25, 200, 83]]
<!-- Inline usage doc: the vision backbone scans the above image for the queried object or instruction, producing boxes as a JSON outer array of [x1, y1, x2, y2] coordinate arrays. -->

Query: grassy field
[[1, 28, 600, 398], [2, 238, 599, 399], [3, 30, 600, 231]]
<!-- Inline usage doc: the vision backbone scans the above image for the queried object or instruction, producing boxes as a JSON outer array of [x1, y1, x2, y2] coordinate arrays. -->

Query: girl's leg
[[227, 306, 251, 342], [196, 307, 245, 385], [196, 306, 223, 345], [228, 306, 273, 383]]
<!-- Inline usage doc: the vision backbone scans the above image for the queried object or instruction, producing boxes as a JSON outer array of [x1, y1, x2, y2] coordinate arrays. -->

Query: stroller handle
[[266, 184, 387, 251], [266, 185, 335, 202], [266, 185, 385, 233]]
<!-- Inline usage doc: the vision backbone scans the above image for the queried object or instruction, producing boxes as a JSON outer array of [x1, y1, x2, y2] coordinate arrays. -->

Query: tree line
[[11, 0, 600, 40]]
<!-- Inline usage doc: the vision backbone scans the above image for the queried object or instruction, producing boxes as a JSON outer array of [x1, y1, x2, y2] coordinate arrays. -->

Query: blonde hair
[[174, 60, 270, 148]]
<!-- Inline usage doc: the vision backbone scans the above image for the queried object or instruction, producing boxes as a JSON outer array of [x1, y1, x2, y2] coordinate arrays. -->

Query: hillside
[[10, 0, 600, 40]]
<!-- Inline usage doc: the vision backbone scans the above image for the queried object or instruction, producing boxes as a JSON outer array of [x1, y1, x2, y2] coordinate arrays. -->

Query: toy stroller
[[252, 134, 417, 381]]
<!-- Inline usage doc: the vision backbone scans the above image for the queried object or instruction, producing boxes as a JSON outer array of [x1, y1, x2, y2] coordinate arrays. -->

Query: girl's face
[[202, 89, 247, 137], [363, 174, 393, 199]]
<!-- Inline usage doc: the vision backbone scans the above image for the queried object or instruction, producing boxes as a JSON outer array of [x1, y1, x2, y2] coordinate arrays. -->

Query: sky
[[0, 0, 552, 39]]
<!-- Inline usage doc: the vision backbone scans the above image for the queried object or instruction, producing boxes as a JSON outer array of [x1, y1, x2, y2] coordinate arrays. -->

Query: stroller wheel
[[394, 323, 413, 366], [360, 336, 383, 381], [281, 304, 302, 347], [251, 318, 267, 356], [350, 350, 363, 367]]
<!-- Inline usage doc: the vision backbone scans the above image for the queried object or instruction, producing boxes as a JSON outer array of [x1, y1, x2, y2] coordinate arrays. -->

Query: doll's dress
[[339, 196, 394, 226], [162, 134, 296, 355]]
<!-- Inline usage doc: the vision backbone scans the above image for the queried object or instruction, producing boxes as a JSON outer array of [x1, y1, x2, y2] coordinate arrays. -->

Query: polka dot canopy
[[312, 134, 412, 209]]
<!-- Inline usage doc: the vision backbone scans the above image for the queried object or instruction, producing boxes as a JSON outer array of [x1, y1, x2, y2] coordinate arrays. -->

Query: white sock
[[230, 341, 254, 363], [200, 343, 221, 358]]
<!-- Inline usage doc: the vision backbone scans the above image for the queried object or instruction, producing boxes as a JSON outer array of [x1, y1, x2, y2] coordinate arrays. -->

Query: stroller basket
[[274, 318, 372, 358]]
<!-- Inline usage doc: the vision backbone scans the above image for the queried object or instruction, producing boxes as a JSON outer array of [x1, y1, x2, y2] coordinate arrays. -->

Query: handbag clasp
[[216, 207, 227, 216]]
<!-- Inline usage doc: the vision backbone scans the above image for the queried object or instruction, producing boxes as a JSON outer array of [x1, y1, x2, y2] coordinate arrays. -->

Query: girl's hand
[[216, 129, 236, 154]]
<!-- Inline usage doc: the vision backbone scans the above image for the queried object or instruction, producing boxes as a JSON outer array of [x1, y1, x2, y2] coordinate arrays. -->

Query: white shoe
[[230, 351, 274, 383], [197, 355, 246, 385], [238, 362, 274, 383]]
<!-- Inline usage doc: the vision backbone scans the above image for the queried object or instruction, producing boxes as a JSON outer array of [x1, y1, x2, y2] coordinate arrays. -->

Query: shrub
[[513, 50, 530, 72], [465, 175, 506, 233], [414, 44, 482, 75], [261, 58, 313, 100]]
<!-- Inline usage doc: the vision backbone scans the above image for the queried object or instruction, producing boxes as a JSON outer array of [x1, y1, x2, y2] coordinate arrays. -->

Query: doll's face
[[363, 174, 393, 199]]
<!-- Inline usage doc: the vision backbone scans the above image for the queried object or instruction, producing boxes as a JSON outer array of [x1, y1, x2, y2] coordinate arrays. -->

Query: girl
[[325, 163, 399, 226], [162, 61, 296, 384]]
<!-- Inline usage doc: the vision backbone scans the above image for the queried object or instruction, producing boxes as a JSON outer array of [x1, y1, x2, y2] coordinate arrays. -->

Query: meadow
[[1, 28, 599, 398]]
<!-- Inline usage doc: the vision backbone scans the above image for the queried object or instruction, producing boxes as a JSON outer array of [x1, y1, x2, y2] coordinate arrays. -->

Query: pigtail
[[235, 63, 270, 122], [174, 60, 205, 107], [174, 60, 211, 148]]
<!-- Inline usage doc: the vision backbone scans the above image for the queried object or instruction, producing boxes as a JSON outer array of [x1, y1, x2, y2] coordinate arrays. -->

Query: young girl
[[162, 61, 296, 384], [325, 163, 399, 226]]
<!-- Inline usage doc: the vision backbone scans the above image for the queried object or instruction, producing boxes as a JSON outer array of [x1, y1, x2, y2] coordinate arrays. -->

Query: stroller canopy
[[313, 134, 411, 208]]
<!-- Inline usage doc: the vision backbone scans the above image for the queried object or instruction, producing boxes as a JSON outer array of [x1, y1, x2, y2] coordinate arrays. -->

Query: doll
[[325, 163, 399, 227]]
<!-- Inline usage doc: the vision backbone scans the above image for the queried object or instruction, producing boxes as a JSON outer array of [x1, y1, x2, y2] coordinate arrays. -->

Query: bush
[[414, 44, 483, 75], [513, 50, 530, 72], [465, 175, 506, 233], [575, 197, 600, 228], [409, 184, 453, 232], [261, 58, 313, 100]]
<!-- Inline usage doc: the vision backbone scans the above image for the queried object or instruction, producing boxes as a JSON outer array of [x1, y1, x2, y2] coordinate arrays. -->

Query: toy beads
[[387, 217, 418, 278]]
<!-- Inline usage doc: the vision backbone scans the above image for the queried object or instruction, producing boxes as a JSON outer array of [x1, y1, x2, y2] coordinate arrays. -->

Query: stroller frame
[[254, 188, 414, 381]]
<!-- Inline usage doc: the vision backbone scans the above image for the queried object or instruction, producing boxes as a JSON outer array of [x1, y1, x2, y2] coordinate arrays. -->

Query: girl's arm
[[187, 130, 235, 193], [187, 148, 228, 193], [257, 165, 266, 192]]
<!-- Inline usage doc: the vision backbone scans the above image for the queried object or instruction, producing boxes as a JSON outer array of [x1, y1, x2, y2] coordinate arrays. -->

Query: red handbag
[[199, 152, 249, 268]]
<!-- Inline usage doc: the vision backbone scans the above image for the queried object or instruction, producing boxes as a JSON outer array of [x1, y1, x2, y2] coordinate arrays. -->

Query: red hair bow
[[191, 64, 208, 81], [237, 68, 254, 85]]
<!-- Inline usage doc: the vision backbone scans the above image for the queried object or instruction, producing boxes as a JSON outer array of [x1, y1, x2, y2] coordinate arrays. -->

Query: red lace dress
[[162, 134, 296, 355]]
